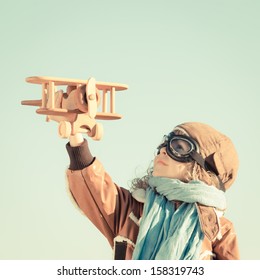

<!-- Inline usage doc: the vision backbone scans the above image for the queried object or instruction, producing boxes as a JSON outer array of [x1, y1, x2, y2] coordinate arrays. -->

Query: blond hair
[[130, 163, 221, 192]]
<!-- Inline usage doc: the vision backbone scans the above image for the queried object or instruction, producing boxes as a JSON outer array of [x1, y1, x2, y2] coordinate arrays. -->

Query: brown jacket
[[66, 157, 240, 260]]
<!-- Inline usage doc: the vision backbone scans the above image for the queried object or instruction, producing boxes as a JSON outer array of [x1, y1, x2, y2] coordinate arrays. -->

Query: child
[[66, 122, 239, 260]]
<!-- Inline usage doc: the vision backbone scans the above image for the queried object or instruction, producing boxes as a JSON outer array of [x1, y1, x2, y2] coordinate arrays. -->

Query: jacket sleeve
[[65, 140, 141, 248], [66, 139, 94, 170], [212, 217, 240, 260]]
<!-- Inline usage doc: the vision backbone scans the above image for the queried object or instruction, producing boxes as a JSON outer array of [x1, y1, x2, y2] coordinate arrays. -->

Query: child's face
[[153, 147, 193, 180]]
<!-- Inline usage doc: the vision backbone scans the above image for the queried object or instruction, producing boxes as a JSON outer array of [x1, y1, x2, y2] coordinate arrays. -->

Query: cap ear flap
[[205, 153, 220, 176], [212, 152, 233, 189], [212, 152, 226, 176], [206, 146, 238, 191]]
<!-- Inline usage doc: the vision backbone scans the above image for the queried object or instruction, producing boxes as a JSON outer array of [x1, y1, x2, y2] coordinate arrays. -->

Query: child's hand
[[69, 133, 84, 147]]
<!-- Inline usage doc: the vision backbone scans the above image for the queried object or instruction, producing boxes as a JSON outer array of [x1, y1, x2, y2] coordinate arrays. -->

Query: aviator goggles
[[157, 132, 200, 163], [157, 132, 225, 190]]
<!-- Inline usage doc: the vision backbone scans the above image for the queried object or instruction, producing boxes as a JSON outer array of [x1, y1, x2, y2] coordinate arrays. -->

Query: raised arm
[[66, 135, 142, 250]]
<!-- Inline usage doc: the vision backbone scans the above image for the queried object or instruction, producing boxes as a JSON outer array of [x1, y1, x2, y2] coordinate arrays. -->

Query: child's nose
[[159, 147, 167, 155]]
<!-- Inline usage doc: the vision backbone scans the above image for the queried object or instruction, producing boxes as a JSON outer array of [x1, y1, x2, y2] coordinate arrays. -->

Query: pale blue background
[[0, 0, 259, 259]]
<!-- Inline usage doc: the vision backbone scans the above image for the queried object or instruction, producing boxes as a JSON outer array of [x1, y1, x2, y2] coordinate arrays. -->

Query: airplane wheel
[[58, 121, 72, 138], [88, 123, 103, 141]]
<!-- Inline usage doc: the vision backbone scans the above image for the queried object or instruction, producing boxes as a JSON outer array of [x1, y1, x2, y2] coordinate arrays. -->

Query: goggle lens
[[157, 133, 199, 162], [169, 138, 195, 157]]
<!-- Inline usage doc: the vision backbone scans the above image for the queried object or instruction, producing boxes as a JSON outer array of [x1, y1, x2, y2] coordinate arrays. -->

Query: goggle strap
[[190, 151, 225, 192], [190, 150, 207, 170]]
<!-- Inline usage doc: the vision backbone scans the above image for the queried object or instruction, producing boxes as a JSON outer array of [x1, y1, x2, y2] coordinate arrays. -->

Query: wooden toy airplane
[[21, 76, 128, 140]]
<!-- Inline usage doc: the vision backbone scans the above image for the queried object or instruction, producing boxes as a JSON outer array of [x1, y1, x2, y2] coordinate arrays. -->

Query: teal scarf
[[132, 177, 226, 260]]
